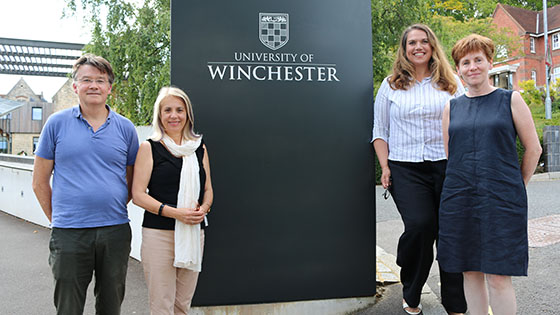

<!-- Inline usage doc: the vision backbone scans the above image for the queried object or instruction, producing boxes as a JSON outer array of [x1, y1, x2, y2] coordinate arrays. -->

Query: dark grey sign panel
[[171, 0, 375, 306]]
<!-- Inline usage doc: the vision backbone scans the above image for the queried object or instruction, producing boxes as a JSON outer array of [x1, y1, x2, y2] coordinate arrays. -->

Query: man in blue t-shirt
[[32, 54, 139, 314]]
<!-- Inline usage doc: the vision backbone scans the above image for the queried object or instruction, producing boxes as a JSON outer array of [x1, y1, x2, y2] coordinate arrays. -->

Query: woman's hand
[[380, 166, 391, 189], [173, 207, 206, 225], [373, 139, 391, 189]]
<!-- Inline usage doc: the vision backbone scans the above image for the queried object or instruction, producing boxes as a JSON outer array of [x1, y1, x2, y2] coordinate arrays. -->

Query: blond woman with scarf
[[132, 86, 213, 314]]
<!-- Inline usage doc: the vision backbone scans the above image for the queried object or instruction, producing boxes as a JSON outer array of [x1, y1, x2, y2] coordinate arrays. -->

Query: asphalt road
[[1, 178, 557, 314], [374, 179, 560, 314], [0, 212, 149, 315]]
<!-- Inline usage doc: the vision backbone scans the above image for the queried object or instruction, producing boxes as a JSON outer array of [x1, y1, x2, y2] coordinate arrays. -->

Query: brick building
[[492, 3, 560, 90]]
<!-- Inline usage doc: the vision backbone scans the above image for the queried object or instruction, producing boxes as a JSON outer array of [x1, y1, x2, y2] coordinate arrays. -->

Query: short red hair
[[451, 34, 495, 67]]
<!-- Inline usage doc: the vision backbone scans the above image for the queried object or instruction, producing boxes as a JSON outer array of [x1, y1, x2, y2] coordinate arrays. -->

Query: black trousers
[[389, 160, 467, 313], [49, 223, 132, 315]]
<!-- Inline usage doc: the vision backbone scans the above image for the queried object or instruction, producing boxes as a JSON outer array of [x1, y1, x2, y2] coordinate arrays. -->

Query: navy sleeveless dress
[[438, 89, 528, 276]]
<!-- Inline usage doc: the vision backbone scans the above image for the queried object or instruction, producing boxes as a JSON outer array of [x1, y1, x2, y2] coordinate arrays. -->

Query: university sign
[[207, 58, 339, 82], [171, 0, 374, 307], [207, 13, 340, 82]]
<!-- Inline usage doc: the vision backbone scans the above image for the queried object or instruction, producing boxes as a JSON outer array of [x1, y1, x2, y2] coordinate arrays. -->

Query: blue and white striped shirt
[[372, 75, 464, 162]]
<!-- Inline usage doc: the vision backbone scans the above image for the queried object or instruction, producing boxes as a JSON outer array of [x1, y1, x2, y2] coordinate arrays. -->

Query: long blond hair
[[149, 86, 200, 141], [389, 24, 457, 94]]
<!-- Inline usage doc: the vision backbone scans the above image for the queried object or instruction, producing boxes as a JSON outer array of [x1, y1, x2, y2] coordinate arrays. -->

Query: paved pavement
[[372, 173, 560, 315], [1, 173, 558, 314], [0, 211, 151, 315]]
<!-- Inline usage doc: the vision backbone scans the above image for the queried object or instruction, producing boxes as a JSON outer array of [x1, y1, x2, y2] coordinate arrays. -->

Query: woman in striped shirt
[[372, 24, 467, 315]]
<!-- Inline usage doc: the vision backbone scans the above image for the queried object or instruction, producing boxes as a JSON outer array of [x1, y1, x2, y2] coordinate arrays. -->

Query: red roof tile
[[546, 5, 560, 31], [497, 3, 560, 34]]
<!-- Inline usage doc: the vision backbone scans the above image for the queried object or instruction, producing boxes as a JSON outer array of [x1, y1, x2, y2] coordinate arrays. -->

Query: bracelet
[[203, 204, 211, 213], [158, 203, 165, 216]]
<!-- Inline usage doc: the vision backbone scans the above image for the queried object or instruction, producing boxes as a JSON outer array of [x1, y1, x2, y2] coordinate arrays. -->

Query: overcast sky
[[0, 0, 91, 101]]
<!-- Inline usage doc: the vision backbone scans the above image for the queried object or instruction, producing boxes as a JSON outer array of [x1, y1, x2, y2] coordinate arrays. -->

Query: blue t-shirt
[[35, 105, 139, 228]]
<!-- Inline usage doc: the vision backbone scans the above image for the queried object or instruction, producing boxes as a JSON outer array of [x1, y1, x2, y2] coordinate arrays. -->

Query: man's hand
[[32, 156, 54, 222]]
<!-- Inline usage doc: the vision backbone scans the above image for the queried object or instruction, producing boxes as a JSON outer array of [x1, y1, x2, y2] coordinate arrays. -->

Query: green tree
[[501, 0, 560, 10], [67, 0, 434, 123], [431, 0, 497, 20], [431, 0, 560, 20], [432, 15, 522, 66], [64, 0, 170, 125], [64, 0, 543, 127]]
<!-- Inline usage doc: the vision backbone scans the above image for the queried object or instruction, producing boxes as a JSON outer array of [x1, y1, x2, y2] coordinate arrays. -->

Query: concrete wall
[[544, 126, 560, 172], [0, 160, 145, 260], [0, 162, 50, 227]]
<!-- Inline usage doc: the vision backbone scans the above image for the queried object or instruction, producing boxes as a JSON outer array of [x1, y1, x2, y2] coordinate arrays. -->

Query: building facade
[[0, 78, 53, 155], [52, 78, 79, 113], [492, 3, 560, 90], [0, 77, 76, 155]]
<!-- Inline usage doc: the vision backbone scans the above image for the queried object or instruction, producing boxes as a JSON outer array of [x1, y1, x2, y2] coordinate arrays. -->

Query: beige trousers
[[141, 227, 205, 315]]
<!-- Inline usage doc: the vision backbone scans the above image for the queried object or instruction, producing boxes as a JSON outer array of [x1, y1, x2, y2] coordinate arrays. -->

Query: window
[[0, 135, 7, 153], [552, 67, 560, 83], [553, 33, 560, 50], [33, 137, 39, 153], [32, 107, 42, 121], [531, 70, 537, 85], [530, 37, 535, 53]]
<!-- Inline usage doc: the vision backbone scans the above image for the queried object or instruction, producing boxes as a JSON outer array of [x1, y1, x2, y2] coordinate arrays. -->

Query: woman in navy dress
[[438, 34, 541, 315]]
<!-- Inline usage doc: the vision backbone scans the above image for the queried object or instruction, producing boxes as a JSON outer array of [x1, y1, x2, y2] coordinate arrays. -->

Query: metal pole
[[544, 0, 552, 119]]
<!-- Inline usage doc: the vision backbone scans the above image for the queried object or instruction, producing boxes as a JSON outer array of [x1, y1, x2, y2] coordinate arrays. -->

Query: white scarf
[[162, 134, 203, 271]]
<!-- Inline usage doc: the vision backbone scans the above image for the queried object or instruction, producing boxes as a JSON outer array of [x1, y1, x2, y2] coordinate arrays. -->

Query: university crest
[[259, 13, 289, 50]]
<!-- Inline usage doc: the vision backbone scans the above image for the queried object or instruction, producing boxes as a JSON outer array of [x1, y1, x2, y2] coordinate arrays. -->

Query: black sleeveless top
[[142, 138, 206, 230]]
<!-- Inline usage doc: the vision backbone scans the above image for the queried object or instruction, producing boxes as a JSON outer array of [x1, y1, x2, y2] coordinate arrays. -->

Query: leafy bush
[[519, 80, 560, 138], [517, 79, 560, 172], [519, 80, 545, 107]]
